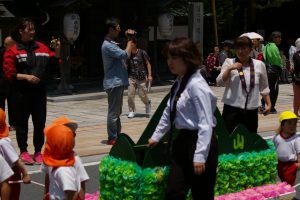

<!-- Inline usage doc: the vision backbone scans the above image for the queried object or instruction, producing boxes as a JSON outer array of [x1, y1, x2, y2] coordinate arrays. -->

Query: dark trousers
[[165, 130, 218, 200], [222, 104, 258, 133], [262, 72, 280, 110], [14, 89, 46, 153]]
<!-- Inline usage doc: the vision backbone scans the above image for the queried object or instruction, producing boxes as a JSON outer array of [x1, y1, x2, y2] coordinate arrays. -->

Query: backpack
[[292, 51, 300, 84]]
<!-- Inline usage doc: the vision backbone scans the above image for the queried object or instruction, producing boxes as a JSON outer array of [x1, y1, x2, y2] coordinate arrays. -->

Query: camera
[[126, 30, 137, 41]]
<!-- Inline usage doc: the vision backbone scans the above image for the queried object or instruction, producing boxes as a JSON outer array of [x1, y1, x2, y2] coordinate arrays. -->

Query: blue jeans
[[106, 86, 125, 140]]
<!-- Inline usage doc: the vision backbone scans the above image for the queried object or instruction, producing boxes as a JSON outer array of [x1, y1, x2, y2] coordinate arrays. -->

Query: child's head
[[0, 109, 9, 139], [43, 117, 78, 167], [277, 111, 298, 135]]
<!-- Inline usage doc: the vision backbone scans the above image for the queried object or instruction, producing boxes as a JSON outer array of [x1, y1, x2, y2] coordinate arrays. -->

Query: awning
[[0, 3, 14, 17]]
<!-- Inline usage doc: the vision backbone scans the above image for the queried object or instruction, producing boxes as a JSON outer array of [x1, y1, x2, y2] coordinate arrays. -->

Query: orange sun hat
[[43, 124, 75, 167], [44, 116, 78, 136], [0, 108, 9, 139]]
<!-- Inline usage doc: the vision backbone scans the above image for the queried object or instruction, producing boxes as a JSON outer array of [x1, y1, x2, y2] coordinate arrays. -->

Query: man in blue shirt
[[101, 17, 134, 145]]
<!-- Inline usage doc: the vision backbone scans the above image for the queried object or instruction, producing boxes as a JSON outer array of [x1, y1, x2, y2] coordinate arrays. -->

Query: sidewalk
[[7, 83, 299, 157]]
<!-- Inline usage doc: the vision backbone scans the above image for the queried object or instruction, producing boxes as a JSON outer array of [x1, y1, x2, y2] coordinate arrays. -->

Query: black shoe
[[270, 108, 278, 114]]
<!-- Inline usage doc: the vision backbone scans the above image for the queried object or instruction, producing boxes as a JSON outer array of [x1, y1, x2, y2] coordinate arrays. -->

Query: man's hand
[[193, 162, 205, 175], [26, 75, 40, 84]]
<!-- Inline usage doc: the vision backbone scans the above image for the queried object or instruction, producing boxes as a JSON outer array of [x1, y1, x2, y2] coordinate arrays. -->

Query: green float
[[99, 94, 277, 199]]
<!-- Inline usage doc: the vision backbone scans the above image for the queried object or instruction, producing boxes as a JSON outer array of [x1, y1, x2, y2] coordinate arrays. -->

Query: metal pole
[[211, 0, 218, 45]]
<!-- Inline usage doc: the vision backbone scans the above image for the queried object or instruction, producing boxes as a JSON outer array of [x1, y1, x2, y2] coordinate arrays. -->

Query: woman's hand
[[263, 104, 271, 116], [147, 138, 158, 148], [193, 162, 205, 175], [261, 94, 272, 116], [230, 62, 243, 70]]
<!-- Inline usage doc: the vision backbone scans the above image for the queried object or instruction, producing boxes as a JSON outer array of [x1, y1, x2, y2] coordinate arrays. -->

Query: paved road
[[4, 82, 300, 199], [21, 134, 300, 200]]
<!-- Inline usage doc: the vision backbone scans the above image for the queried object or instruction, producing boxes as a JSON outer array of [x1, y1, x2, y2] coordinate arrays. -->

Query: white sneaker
[[145, 100, 151, 114], [128, 112, 135, 118]]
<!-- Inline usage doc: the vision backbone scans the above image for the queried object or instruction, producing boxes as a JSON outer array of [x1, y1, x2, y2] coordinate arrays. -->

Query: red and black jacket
[[3, 41, 58, 89]]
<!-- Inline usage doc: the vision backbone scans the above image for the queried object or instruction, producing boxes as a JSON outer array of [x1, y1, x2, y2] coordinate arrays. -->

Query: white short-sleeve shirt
[[0, 138, 19, 167], [216, 58, 270, 110], [41, 154, 89, 200], [0, 154, 14, 183], [74, 154, 90, 183], [42, 165, 80, 200], [273, 133, 300, 162]]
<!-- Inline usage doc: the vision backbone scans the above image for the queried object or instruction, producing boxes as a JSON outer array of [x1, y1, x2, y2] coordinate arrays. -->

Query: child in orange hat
[[42, 117, 89, 200], [48, 116, 90, 199], [273, 111, 300, 186], [0, 108, 31, 199]]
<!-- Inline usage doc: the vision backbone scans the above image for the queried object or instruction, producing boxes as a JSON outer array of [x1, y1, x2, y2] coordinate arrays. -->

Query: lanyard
[[236, 58, 255, 110]]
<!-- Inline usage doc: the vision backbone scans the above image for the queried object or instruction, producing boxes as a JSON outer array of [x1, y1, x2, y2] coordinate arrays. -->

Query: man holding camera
[[101, 17, 134, 145]]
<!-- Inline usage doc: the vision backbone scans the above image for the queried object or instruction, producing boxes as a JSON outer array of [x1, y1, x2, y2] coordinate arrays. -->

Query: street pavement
[[5, 82, 300, 199], [7, 82, 300, 165], [7, 82, 298, 158]]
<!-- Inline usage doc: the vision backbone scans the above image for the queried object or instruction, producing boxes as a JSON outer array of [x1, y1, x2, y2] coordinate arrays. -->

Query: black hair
[[235, 36, 253, 49], [11, 17, 35, 43], [162, 37, 201, 72], [270, 31, 282, 40], [104, 17, 120, 34]]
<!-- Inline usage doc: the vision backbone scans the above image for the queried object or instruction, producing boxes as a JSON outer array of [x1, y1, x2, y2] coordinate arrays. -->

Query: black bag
[[266, 64, 282, 75], [293, 51, 300, 85], [264, 45, 282, 75]]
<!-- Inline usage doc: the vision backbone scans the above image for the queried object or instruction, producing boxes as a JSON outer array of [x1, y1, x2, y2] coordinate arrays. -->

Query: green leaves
[[99, 156, 169, 200], [215, 140, 277, 195]]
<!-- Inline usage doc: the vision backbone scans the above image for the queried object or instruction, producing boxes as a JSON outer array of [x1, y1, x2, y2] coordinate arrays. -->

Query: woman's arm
[[261, 94, 271, 115]]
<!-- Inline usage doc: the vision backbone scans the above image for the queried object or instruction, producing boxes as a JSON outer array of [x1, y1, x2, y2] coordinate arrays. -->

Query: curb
[[47, 85, 172, 102]]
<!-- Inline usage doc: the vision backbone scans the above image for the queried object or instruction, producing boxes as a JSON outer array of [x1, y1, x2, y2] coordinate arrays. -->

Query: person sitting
[[205, 45, 221, 86]]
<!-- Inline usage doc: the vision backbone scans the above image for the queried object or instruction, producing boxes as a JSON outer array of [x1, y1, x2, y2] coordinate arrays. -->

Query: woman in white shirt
[[148, 37, 218, 200], [216, 36, 271, 134]]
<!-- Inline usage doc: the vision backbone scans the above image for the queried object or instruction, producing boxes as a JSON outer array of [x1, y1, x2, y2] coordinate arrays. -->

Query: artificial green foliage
[[214, 140, 277, 196], [99, 156, 169, 200], [99, 141, 277, 199]]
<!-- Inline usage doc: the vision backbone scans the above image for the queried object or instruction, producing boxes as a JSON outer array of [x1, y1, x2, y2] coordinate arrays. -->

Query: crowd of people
[[0, 15, 300, 199]]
